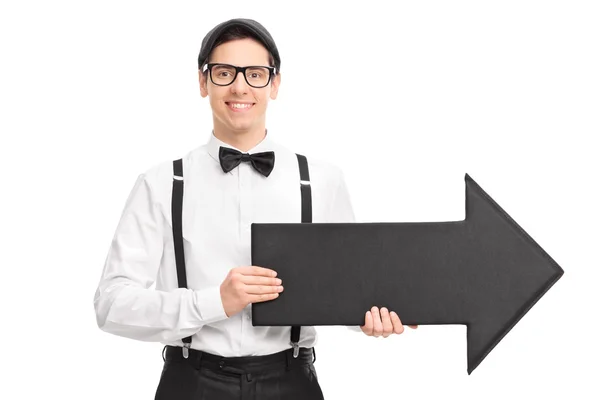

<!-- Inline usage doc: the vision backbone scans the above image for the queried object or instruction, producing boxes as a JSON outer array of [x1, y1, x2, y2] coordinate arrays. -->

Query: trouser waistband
[[162, 345, 316, 373]]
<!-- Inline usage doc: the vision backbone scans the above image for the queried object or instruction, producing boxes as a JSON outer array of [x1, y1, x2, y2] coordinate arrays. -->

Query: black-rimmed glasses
[[205, 63, 276, 88]]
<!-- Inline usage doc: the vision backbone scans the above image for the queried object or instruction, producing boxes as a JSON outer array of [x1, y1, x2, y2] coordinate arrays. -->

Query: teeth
[[230, 103, 252, 109]]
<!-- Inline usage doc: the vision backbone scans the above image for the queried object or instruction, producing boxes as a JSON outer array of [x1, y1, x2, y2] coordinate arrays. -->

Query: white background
[[1, 0, 598, 399]]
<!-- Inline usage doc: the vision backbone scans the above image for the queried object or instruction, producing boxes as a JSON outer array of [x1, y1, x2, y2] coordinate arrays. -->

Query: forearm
[[94, 279, 228, 342]]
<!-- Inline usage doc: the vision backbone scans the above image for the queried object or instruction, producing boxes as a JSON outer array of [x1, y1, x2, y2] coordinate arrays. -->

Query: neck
[[213, 123, 267, 153]]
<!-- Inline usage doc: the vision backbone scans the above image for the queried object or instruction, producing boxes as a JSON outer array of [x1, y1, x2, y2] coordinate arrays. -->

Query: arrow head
[[463, 174, 564, 374]]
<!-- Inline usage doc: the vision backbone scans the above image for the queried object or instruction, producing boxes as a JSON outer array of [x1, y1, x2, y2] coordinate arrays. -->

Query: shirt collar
[[206, 129, 275, 165]]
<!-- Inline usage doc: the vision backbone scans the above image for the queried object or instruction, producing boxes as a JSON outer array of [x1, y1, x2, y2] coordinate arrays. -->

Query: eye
[[247, 68, 266, 79], [213, 65, 235, 77]]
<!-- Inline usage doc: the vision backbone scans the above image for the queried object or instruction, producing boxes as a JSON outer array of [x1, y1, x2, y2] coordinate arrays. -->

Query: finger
[[241, 275, 282, 287], [244, 283, 284, 295], [371, 306, 383, 337], [238, 266, 278, 277], [248, 292, 280, 303], [361, 311, 373, 335], [390, 311, 404, 334], [408, 325, 418, 329], [380, 307, 393, 338]]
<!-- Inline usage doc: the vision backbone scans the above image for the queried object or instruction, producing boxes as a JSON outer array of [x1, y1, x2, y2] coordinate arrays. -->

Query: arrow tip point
[[464, 173, 473, 182]]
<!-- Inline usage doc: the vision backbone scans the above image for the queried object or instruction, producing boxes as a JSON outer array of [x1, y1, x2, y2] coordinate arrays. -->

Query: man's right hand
[[220, 266, 283, 317]]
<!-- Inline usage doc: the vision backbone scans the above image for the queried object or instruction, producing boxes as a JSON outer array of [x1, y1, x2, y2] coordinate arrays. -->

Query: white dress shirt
[[93, 130, 359, 357]]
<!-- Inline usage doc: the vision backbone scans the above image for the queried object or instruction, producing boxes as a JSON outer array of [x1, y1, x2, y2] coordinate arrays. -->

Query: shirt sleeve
[[327, 168, 363, 333], [327, 168, 356, 224], [93, 173, 228, 343]]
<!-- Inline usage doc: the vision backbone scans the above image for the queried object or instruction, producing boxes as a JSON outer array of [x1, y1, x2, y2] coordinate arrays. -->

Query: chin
[[226, 121, 254, 133]]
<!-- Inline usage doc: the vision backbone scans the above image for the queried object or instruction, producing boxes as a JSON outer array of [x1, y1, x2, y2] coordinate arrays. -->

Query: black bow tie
[[219, 146, 275, 177]]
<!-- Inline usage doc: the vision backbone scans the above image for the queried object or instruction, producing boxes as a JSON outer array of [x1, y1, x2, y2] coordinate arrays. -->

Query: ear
[[269, 72, 281, 100], [199, 69, 209, 98]]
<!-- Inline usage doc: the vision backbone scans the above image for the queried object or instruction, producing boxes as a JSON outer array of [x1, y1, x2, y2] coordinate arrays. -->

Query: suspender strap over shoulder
[[291, 153, 312, 358], [172, 158, 192, 358]]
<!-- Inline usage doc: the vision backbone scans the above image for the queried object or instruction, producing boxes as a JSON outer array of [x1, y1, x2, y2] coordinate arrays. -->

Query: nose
[[230, 70, 249, 94]]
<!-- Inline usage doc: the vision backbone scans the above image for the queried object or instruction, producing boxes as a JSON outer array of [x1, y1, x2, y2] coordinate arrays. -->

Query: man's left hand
[[361, 306, 418, 337]]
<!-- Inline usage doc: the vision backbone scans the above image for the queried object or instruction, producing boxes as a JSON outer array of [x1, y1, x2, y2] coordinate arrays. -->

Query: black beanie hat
[[198, 18, 281, 72]]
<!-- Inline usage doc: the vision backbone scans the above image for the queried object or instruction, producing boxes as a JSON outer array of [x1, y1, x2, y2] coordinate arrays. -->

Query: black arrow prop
[[251, 174, 564, 374]]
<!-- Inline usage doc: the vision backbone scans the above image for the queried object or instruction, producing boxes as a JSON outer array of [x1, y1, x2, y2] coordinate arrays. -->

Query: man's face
[[199, 38, 280, 135]]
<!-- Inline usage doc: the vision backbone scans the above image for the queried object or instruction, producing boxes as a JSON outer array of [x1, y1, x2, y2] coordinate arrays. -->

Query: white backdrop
[[1, 0, 598, 399]]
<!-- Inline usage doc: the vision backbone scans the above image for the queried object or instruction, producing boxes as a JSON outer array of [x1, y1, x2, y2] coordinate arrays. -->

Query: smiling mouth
[[226, 102, 255, 111]]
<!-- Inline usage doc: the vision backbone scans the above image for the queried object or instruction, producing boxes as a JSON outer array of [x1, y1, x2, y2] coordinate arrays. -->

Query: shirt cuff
[[194, 286, 229, 323], [347, 325, 363, 333]]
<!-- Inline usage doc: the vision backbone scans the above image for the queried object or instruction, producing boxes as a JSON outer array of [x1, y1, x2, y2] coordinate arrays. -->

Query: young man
[[93, 18, 416, 400]]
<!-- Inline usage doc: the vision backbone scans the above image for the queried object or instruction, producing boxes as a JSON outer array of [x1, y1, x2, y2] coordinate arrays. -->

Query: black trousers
[[155, 345, 325, 400]]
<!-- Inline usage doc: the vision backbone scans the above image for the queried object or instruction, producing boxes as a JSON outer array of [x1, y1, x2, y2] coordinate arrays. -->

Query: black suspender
[[171, 153, 311, 359], [171, 158, 192, 358], [291, 153, 311, 357]]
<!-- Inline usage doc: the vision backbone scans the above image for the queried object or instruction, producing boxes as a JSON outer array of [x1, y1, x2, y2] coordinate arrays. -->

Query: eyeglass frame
[[204, 63, 277, 88]]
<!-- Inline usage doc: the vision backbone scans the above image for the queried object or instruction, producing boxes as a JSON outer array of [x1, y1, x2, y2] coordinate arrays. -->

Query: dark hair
[[201, 25, 277, 74]]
